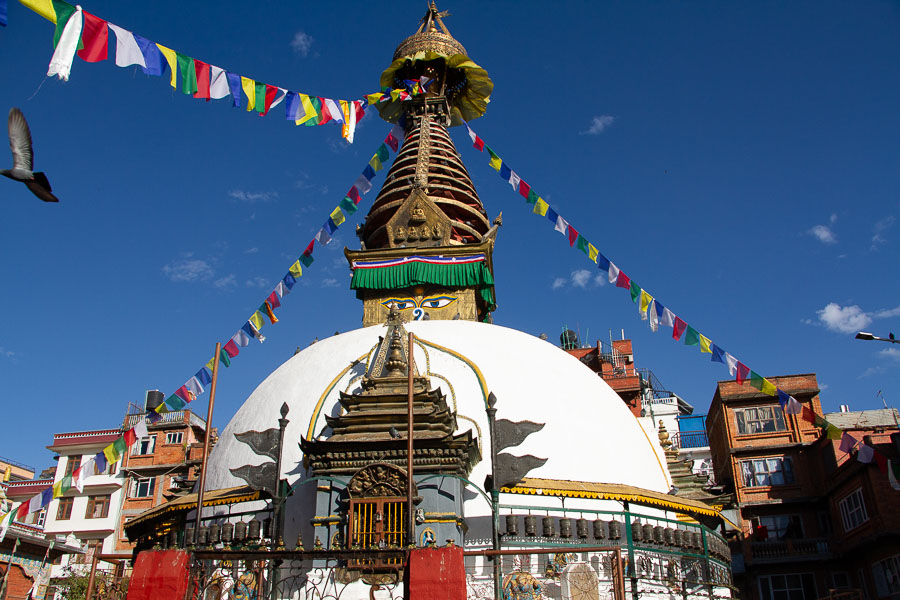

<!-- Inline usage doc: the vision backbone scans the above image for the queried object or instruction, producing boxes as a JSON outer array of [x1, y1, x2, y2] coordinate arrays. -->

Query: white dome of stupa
[[205, 320, 671, 540]]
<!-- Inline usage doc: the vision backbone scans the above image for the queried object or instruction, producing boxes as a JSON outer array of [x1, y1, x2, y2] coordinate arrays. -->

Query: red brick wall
[[0, 563, 35, 600]]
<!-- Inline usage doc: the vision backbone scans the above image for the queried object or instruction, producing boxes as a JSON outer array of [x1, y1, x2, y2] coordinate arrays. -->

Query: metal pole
[[195, 342, 221, 544], [273, 404, 290, 542], [84, 554, 99, 600], [407, 332, 415, 547], [486, 403, 501, 600]]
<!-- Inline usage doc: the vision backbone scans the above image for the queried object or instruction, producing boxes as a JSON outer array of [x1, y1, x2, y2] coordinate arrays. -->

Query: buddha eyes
[[381, 295, 457, 310]]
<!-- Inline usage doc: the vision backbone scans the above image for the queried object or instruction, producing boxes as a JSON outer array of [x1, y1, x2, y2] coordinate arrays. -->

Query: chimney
[[840, 404, 850, 413]]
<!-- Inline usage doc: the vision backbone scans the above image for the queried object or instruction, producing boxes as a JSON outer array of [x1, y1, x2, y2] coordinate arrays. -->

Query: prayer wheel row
[[504, 515, 624, 540], [180, 517, 267, 547]]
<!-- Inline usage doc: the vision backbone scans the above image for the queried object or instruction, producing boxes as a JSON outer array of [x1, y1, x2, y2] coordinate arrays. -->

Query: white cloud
[[581, 115, 615, 135], [244, 247, 259, 254], [879, 347, 900, 361], [871, 215, 895, 250], [290, 31, 314, 57], [0, 346, 16, 359], [816, 303, 872, 333], [873, 306, 900, 319], [808, 224, 837, 244], [213, 274, 237, 289], [245, 277, 269, 288], [321, 278, 339, 288], [228, 190, 278, 203], [162, 259, 213, 282], [552, 269, 605, 290]]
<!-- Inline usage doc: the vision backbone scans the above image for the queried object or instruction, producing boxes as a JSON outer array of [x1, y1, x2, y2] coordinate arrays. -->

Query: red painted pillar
[[407, 546, 467, 600]]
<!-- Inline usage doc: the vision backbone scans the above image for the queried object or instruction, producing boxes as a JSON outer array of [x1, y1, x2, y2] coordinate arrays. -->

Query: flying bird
[[1, 108, 59, 202]]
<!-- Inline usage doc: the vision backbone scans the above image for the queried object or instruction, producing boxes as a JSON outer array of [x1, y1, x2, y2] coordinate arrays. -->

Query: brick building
[[115, 409, 211, 556], [706, 373, 900, 599], [564, 336, 645, 417], [0, 521, 81, 600]]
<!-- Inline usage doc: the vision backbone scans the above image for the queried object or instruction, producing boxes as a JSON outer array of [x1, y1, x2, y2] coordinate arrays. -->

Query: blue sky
[[1, 1, 898, 471]]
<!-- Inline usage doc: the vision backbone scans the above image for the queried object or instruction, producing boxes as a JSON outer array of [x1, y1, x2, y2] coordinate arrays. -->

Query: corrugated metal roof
[[824, 408, 900, 430]]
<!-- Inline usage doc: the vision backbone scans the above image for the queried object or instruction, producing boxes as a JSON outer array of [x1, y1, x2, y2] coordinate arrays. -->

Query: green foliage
[[53, 565, 129, 600]]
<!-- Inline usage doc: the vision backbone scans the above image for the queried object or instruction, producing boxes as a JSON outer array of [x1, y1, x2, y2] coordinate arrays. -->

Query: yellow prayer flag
[[103, 444, 118, 466], [157, 44, 177, 89], [205, 357, 216, 371], [640, 290, 653, 315], [289, 260, 302, 278], [534, 198, 549, 216], [52, 481, 63, 498], [330, 207, 346, 226], [366, 92, 383, 104], [488, 155, 502, 171], [241, 77, 256, 112], [250, 311, 265, 331], [295, 94, 317, 125], [588, 244, 599, 263], [369, 155, 383, 172], [761, 379, 777, 396], [699, 334, 712, 353], [826, 424, 842, 440], [18, 0, 57, 22], [390, 89, 402, 102], [340, 100, 351, 139]]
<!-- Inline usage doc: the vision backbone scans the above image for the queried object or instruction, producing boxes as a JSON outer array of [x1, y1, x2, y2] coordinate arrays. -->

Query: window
[[73, 540, 102, 564], [839, 488, 868, 532], [759, 573, 817, 600], [85, 495, 110, 519], [64, 455, 82, 477], [757, 515, 803, 540], [131, 477, 156, 498], [873, 555, 900, 597], [132, 436, 156, 456], [735, 406, 786, 435], [740, 457, 795, 487], [56, 497, 74, 520], [349, 499, 406, 564], [165, 432, 183, 445]]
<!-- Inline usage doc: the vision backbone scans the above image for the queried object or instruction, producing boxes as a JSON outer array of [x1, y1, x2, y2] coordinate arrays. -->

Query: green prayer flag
[[254, 82, 267, 112], [376, 143, 389, 163], [165, 394, 186, 411], [749, 371, 765, 391], [813, 414, 828, 430], [826, 424, 842, 440], [176, 53, 198, 95], [340, 197, 358, 214], [526, 190, 538, 205], [684, 326, 700, 346], [113, 436, 127, 456], [300, 254, 315, 267], [304, 97, 322, 126], [60, 474, 73, 493], [630, 281, 640, 303], [576, 235, 589, 255], [219, 348, 231, 368], [51, 1, 77, 48]]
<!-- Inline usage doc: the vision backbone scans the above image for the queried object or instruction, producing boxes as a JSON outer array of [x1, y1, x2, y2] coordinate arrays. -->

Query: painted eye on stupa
[[421, 295, 457, 309], [381, 298, 417, 311]]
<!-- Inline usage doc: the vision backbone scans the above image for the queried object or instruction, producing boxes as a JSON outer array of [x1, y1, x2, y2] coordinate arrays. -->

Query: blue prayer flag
[[196, 367, 212, 387], [40, 488, 53, 507], [596, 252, 610, 272], [777, 389, 790, 410], [710, 344, 727, 364], [283, 273, 296, 290], [499, 163, 511, 181], [94, 452, 108, 473], [362, 165, 376, 181], [226, 72, 242, 108], [0, 0, 7, 27], [284, 92, 300, 120], [546, 207, 559, 225], [134, 34, 165, 76]]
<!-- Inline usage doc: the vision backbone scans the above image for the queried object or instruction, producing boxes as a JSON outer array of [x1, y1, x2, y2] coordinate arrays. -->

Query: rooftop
[[47, 428, 122, 451], [824, 408, 899, 430]]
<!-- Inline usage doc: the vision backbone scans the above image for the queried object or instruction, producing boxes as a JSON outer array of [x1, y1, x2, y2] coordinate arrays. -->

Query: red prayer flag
[[473, 136, 485, 151], [175, 385, 191, 403], [261, 84, 278, 115], [875, 452, 888, 474], [348, 186, 362, 205], [673, 317, 687, 341], [16, 502, 29, 520], [616, 271, 631, 289], [518, 180, 531, 199], [317, 98, 333, 125], [223, 339, 240, 358], [193, 59, 211, 100], [77, 11, 108, 62], [736, 362, 750, 384], [303, 240, 315, 257], [267, 290, 281, 309], [385, 133, 399, 152], [801, 405, 816, 424], [567, 225, 578, 247], [354, 101, 365, 122], [123, 428, 137, 446]]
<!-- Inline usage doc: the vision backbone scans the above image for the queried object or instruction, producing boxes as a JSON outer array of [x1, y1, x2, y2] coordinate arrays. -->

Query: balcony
[[125, 410, 207, 430], [671, 431, 709, 449], [749, 538, 831, 564]]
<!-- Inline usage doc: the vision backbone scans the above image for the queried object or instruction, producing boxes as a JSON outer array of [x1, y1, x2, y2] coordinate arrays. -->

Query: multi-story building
[[115, 408, 210, 556], [0, 457, 35, 484], [42, 428, 126, 579], [0, 519, 82, 600], [706, 373, 900, 599]]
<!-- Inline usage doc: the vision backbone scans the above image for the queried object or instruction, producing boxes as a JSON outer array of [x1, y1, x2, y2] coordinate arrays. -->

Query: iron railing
[[124, 410, 207, 430], [671, 431, 710, 449], [749, 538, 831, 563]]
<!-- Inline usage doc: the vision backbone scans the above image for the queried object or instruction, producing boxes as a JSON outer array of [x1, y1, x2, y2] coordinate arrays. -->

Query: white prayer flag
[[209, 66, 230, 99], [608, 262, 620, 285], [649, 301, 659, 332], [660, 307, 676, 328], [509, 171, 521, 192], [108, 24, 146, 68], [724, 353, 739, 376], [48, 8, 84, 81], [133, 418, 148, 440], [554, 216, 569, 235]]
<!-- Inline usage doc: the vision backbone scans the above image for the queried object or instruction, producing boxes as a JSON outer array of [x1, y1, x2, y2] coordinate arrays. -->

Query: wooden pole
[[195, 342, 221, 544], [84, 554, 99, 600], [407, 332, 415, 547]]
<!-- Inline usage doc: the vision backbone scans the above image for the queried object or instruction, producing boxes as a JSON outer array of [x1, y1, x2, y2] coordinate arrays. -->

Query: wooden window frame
[[64, 455, 82, 477], [85, 495, 110, 519], [348, 497, 406, 566], [56, 497, 74, 521]]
